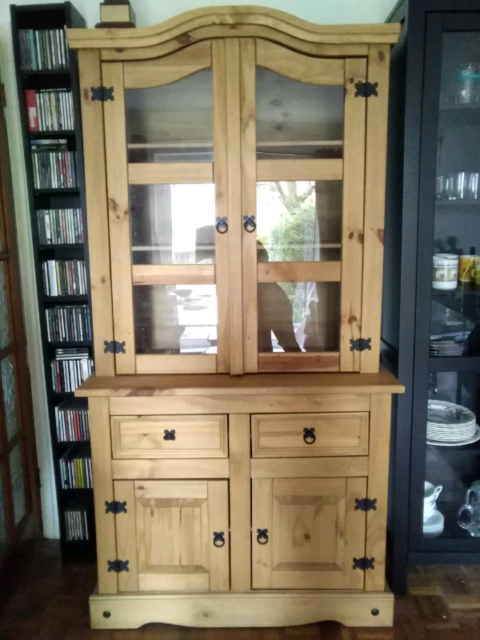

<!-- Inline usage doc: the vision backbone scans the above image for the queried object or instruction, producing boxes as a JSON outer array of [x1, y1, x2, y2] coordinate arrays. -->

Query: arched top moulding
[[67, 5, 401, 61]]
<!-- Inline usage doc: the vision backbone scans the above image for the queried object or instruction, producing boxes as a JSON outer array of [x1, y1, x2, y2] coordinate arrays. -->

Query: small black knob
[[213, 531, 225, 547], [163, 429, 176, 441], [303, 427, 316, 445], [243, 215, 256, 233], [371, 609, 379, 617], [216, 217, 228, 234], [256, 528, 268, 545], [103, 611, 111, 619]]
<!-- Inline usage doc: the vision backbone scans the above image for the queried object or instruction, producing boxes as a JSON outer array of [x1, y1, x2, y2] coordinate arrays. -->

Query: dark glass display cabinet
[[384, 0, 480, 594]]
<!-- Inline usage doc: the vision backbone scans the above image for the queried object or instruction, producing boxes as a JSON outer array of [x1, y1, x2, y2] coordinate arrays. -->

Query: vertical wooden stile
[[365, 393, 392, 591], [225, 39, 244, 375], [114, 480, 138, 592], [77, 50, 115, 375], [102, 62, 136, 373], [89, 398, 117, 594], [208, 480, 230, 591], [212, 40, 230, 373], [340, 58, 367, 371], [361, 46, 391, 373], [240, 39, 258, 373]]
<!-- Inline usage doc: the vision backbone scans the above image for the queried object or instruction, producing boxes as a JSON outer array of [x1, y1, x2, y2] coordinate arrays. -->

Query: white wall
[[0, 0, 398, 539]]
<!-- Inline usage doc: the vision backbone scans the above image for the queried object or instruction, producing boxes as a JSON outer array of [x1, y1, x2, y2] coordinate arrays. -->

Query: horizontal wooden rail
[[258, 352, 340, 372], [136, 354, 217, 374], [132, 264, 215, 285], [257, 261, 341, 283], [128, 162, 214, 184], [257, 159, 342, 182]]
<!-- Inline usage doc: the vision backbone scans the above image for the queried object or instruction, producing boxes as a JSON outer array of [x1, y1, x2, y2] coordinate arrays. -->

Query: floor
[[1, 542, 480, 640]]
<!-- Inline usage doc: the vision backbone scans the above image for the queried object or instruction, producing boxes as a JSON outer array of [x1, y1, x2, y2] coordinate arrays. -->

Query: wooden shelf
[[34, 188, 80, 195], [29, 130, 76, 138], [43, 295, 89, 304], [21, 68, 70, 76]]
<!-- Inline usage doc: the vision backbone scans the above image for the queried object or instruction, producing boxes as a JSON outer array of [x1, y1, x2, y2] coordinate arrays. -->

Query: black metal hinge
[[353, 557, 375, 570], [107, 560, 129, 573], [350, 338, 371, 352], [105, 500, 127, 514], [355, 81, 378, 98], [91, 86, 114, 101], [104, 340, 126, 354], [355, 498, 377, 512]]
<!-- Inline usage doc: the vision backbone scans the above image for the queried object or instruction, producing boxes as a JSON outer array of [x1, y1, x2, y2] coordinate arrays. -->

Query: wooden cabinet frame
[[74, 14, 395, 378]]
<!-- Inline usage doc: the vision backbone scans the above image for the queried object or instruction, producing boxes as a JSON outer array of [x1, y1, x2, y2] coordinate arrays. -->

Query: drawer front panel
[[111, 415, 228, 459], [251, 413, 369, 457]]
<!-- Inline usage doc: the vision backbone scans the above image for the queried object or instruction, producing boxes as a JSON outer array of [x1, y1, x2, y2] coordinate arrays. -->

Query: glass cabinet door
[[415, 26, 480, 550], [102, 42, 229, 374], [241, 41, 368, 372]]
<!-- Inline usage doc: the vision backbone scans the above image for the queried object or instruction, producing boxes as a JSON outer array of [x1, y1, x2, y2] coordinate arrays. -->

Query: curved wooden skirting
[[67, 6, 401, 52]]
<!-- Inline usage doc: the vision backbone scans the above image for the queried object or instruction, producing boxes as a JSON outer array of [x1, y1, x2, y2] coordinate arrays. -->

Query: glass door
[[241, 41, 368, 372], [412, 14, 480, 553], [103, 41, 229, 374]]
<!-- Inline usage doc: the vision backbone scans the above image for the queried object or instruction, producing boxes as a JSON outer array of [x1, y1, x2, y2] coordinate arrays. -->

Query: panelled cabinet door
[[102, 41, 230, 374], [240, 41, 368, 373], [252, 476, 367, 590], [114, 480, 229, 592]]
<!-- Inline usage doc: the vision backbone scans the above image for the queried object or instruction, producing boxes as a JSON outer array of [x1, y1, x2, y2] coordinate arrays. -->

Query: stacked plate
[[429, 334, 468, 357], [427, 400, 479, 446]]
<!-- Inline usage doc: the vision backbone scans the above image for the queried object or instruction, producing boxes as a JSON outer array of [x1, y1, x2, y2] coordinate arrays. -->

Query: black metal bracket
[[213, 531, 225, 548], [104, 340, 126, 354], [244, 215, 256, 233], [91, 86, 114, 101], [256, 529, 269, 545], [163, 429, 176, 441], [216, 217, 228, 234], [354, 81, 378, 98], [353, 557, 375, 570], [355, 498, 377, 512], [105, 500, 127, 515], [107, 560, 129, 573], [350, 338, 372, 352]]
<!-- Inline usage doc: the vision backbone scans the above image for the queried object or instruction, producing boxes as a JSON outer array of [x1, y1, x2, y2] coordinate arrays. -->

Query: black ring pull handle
[[243, 215, 256, 233], [256, 528, 269, 545], [213, 531, 225, 547], [303, 427, 316, 445], [163, 429, 176, 441], [216, 217, 228, 234]]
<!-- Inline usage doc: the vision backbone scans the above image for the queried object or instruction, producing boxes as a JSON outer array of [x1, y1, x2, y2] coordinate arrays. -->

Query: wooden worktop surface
[[75, 369, 404, 397]]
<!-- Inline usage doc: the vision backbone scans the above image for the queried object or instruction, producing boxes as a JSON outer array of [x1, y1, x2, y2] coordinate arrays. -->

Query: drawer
[[251, 413, 369, 457], [111, 415, 228, 459]]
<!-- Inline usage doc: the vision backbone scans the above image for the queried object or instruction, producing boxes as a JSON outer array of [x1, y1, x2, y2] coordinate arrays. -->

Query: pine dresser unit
[[68, 6, 403, 630]]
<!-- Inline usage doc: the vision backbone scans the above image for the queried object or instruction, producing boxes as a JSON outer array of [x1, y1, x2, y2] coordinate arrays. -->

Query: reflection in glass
[[130, 184, 216, 265], [0, 263, 11, 350], [10, 444, 26, 525], [1, 355, 19, 440], [0, 471, 5, 545], [134, 284, 217, 354], [425, 371, 480, 539], [256, 69, 344, 159], [257, 181, 342, 262], [125, 70, 213, 162], [258, 281, 340, 353]]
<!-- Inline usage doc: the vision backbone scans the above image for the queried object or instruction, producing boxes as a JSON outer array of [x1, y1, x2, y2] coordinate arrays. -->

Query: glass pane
[[130, 184, 216, 265], [0, 263, 11, 350], [257, 181, 342, 261], [134, 284, 217, 354], [256, 69, 344, 159], [258, 281, 340, 353], [432, 32, 480, 357], [9, 444, 26, 525], [1, 355, 19, 440], [125, 69, 213, 163], [425, 371, 480, 539]]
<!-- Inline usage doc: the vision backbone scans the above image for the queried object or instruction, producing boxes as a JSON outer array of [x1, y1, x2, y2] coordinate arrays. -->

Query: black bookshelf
[[11, 3, 95, 560]]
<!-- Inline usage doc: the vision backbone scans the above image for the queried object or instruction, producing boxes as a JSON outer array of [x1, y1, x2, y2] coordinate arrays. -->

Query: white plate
[[428, 400, 476, 427], [427, 425, 480, 447]]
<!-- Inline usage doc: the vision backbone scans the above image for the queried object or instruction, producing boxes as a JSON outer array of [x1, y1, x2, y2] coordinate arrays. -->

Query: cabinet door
[[102, 41, 230, 374], [114, 480, 229, 592], [252, 476, 367, 589], [241, 41, 368, 372]]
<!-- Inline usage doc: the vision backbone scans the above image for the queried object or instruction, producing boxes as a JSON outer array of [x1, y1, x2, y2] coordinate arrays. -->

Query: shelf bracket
[[354, 498, 377, 512], [104, 340, 126, 354], [105, 500, 127, 514]]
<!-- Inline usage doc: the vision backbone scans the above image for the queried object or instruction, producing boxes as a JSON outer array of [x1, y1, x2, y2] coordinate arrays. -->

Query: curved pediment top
[[67, 5, 401, 51]]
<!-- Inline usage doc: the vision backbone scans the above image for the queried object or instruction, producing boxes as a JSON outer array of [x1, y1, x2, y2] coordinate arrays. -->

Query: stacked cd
[[427, 400, 477, 443]]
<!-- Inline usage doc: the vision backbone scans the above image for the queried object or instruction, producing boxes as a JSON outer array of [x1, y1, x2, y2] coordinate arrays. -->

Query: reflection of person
[[257, 242, 301, 352], [195, 228, 301, 352]]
